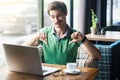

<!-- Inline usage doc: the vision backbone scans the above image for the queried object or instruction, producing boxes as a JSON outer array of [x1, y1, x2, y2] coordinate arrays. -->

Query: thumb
[[43, 39, 48, 45], [69, 40, 76, 44]]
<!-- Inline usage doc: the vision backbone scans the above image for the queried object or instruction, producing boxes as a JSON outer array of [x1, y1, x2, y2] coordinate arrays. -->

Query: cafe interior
[[0, 0, 120, 80]]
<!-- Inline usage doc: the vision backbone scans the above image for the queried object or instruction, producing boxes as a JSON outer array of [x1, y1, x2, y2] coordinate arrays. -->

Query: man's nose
[[55, 17, 59, 22], [54, 17, 59, 23]]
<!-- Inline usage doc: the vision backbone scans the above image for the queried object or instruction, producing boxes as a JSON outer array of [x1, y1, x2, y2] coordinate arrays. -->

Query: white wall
[[76, 0, 86, 34]]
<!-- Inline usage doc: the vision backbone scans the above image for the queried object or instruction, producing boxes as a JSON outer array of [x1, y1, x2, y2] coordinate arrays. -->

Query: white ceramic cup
[[66, 62, 76, 72]]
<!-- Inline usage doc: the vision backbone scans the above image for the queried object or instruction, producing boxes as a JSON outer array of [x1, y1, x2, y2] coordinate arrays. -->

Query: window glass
[[107, 0, 120, 25], [0, 0, 37, 67], [113, 0, 120, 24], [0, 0, 37, 34]]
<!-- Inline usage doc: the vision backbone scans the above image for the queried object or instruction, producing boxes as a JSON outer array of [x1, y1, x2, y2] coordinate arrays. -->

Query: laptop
[[3, 43, 60, 76]]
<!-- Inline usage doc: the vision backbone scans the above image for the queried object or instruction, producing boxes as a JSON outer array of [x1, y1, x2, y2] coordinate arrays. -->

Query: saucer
[[63, 69, 80, 74]]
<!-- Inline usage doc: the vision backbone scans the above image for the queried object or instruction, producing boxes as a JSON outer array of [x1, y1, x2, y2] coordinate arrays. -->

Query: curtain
[[84, 0, 107, 34]]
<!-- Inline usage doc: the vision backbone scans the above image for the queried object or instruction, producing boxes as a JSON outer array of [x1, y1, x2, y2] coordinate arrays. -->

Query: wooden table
[[0, 63, 99, 80], [86, 33, 120, 42]]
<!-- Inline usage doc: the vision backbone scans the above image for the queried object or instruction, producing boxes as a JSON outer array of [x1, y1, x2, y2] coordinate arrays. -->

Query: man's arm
[[22, 36, 39, 46], [69, 32, 101, 61], [81, 38, 101, 61], [22, 32, 47, 46]]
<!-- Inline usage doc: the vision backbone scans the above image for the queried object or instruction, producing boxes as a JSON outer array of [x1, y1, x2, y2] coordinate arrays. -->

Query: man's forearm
[[81, 38, 101, 60], [22, 38, 39, 46]]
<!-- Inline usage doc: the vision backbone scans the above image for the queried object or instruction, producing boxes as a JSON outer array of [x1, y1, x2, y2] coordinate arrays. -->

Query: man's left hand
[[69, 32, 84, 44]]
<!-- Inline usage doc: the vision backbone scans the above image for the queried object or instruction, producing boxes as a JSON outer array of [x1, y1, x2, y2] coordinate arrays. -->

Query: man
[[22, 1, 101, 66]]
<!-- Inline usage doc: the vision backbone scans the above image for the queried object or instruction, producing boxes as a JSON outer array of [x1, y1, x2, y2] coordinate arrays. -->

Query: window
[[0, 0, 85, 66], [0, 0, 37, 67], [0, 0, 37, 34], [107, 0, 120, 25]]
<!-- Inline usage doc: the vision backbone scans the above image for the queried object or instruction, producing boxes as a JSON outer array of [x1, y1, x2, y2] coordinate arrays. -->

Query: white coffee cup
[[66, 62, 76, 72]]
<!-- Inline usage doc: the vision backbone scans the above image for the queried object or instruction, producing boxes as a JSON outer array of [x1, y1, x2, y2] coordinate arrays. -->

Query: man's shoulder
[[69, 27, 77, 33]]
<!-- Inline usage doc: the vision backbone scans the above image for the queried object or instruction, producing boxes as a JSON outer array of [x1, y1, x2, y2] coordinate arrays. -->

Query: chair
[[95, 40, 120, 80], [78, 40, 120, 80], [77, 47, 98, 68]]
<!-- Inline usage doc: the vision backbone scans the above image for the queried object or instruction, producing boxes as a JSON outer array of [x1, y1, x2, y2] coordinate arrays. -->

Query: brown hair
[[47, 1, 67, 15]]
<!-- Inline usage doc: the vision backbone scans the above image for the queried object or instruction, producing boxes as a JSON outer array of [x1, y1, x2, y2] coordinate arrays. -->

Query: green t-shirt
[[38, 27, 81, 65]]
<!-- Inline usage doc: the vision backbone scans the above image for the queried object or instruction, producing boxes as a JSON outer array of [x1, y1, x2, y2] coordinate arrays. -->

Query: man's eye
[[51, 16, 54, 19], [57, 15, 62, 17]]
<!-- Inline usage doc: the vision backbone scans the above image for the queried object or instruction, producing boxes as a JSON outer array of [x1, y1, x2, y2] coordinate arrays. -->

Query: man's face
[[49, 9, 67, 27]]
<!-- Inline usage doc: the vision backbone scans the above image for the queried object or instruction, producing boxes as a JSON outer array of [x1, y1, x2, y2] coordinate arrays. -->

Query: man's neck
[[54, 24, 68, 37]]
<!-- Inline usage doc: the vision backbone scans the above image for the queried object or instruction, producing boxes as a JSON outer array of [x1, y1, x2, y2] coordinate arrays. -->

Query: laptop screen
[[3, 43, 60, 76]]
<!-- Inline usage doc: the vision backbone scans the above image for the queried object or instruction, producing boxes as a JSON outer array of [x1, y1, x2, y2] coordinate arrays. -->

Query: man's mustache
[[55, 20, 62, 24]]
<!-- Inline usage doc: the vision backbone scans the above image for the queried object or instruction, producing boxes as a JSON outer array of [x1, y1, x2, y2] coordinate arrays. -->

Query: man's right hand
[[38, 32, 48, 44], [22, 32, 48, 46]]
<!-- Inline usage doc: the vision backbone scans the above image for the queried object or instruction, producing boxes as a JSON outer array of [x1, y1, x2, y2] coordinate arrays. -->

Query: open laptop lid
[[3, 43, 60, 76]]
